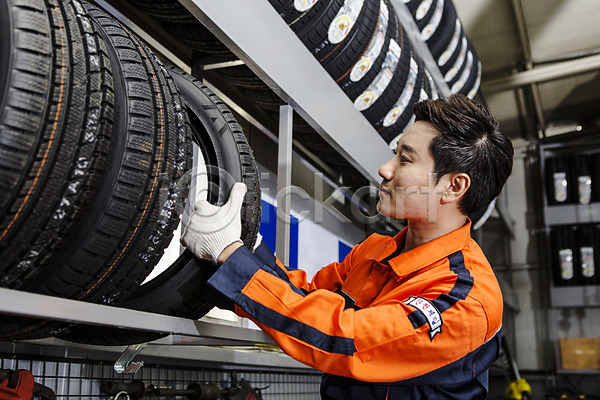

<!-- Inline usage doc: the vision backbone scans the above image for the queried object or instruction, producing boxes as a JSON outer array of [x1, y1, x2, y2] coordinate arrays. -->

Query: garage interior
[[1, 0, 600, 398]]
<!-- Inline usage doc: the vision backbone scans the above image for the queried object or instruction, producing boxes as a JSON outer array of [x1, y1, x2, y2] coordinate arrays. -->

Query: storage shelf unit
[[180, 0, 393, 185], [539, 135, 600, 375], [544, 203, 600, 226], [539, 136, 600, 306], [550, 285, 600, 308], [1, 0, 451, 371]]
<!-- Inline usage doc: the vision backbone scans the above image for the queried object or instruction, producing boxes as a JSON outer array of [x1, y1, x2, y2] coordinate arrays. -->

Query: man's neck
[[402, 214, 468, 253]]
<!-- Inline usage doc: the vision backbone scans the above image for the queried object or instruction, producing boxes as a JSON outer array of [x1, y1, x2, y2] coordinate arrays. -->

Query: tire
[[320, 0, 380, 78], [336, 0, 398, 100], [0, 0, 193, 340], [296, 0, 361, 62], [269, 0, 320, 25], [214, 65, 267, 89], [124, 0, 197, 23], [0, 0, 57, 276], [422, 68, 440, 99], [291, 0, 343, 40], [237, 86, 282, 112], [379, 58, 425, 143], [450, 42, 475, 93], [436, 19, 463, 75], [464, 60, 482, 99], [357, 28, 412, 126], [0, 0, 113, 287], [167, 66, 261, 246], [59, 67, 262, 346], [459, 57, 481, 98], [427, 0, 457, 59], [158, 20, 231, 54], [407, 0, 437, 31], [442, 35, 468, 86]]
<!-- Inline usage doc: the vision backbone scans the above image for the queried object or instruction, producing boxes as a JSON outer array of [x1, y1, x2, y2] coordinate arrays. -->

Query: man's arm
[[181, 183, 499, 383], [207, 244, 501, 383]]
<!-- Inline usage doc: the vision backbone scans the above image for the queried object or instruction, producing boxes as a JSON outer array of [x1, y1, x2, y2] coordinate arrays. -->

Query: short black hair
[[413, 94, 514, 215]]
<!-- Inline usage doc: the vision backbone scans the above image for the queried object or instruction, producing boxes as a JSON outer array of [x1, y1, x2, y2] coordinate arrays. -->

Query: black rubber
[[450, 41, 476, 93], [167, 66, 261, 248], [408, 0, 438, 31], [336, 0, 398, 100], [379, 58, 425, 143], [59, 67, 262, 346], [428, 0, 458, 59], [458, 52, 481, 97], [237, 86, 282, 112], [360, 29, 413, 126], [124, 0, 197, 23], [158, 20, 231, 54], [291, 0, 343, 40], [437, 22, 464, 76], [269, 0, 321, 25], [320, 0, 380, 79], [0, 0, 113, 288], [214, 65, 267, 89], [0, 0, 193, 340], [0, 0, 58, 278], [294, 0, 354, 61]]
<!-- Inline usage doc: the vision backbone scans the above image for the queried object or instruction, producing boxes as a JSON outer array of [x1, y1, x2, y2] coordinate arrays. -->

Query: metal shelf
[[1, 0, 451, 371], [0, 337, 310, 371], [180, 0, 393, 185], [0, 288, 273, 347], [544, 203, 600, 226], [550, 285, 600, 308]]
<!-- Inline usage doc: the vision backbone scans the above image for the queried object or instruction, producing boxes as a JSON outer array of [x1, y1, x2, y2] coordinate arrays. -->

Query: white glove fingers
[[228, 182, 247, 210]]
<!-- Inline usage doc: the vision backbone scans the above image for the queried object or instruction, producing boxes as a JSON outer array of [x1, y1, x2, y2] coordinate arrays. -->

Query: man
[[182, 94, 514, 399]]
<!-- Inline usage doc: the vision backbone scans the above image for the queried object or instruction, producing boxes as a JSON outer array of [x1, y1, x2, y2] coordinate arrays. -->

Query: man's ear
[[441, 173, 471, 204]]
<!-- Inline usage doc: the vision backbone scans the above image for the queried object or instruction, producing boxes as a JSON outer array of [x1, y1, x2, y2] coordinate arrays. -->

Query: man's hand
[[181, 182, 246, 264]]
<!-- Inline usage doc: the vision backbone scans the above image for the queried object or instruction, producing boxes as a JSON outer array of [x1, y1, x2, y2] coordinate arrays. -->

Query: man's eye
[[400, 155, 409, 163]]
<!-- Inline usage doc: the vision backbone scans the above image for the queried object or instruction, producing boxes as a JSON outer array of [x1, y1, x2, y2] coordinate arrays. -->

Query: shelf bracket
[[114, 343, 147, 374]]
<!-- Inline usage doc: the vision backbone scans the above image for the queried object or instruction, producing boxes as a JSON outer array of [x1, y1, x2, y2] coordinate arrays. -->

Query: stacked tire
[[405, 0, 482, 99], [0, 0, 261, 343], [267, 0, 481, 147]]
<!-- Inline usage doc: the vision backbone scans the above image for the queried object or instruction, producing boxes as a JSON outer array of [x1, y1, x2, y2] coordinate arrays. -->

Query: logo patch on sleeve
[[404, 296, 443, 340]]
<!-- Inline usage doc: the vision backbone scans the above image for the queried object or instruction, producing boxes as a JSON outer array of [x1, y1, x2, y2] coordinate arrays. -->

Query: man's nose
[[378, 158, 394, 180]]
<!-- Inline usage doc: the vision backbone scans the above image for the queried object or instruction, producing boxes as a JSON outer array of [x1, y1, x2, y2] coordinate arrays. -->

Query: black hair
[[413, 94, 514, 215]]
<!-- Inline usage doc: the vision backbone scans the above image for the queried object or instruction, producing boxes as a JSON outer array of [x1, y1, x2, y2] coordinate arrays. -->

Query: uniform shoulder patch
[[404, 296, 443, 340]]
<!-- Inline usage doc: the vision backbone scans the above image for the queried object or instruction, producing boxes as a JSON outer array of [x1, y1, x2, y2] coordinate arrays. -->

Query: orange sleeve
[[205, 246, 501, 383]]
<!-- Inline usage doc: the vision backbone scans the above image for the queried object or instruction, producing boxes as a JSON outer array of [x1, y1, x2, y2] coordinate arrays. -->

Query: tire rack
[[1, 0, 452, 372], [176, 0, 455, 259]]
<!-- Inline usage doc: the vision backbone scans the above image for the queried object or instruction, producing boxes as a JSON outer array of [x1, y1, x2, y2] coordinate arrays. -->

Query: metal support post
[[276, 105, 294, 265]]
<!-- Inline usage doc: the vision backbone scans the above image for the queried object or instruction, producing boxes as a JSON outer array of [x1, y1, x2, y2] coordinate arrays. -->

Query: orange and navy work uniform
[[206, 220, 503, 399]]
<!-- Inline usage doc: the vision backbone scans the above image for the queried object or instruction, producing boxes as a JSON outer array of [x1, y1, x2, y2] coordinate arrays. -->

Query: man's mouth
[[379, 185, 391, 198]]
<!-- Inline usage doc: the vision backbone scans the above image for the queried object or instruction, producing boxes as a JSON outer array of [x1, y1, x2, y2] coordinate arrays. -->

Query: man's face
[[377, 121, 448, 222]]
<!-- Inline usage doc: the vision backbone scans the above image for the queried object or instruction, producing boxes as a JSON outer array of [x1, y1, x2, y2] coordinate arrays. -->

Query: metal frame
[[0, 288, 272, 346], [1, 0, 456, 367], [389, 0, 451, 96], [180, 0, 391, 185]]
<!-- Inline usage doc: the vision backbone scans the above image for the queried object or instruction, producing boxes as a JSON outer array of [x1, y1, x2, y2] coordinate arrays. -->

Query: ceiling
[[452, 0, 600, 139]]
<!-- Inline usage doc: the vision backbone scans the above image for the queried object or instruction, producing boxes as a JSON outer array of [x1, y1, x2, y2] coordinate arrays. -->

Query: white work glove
[[181, 182, 246, 263]]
